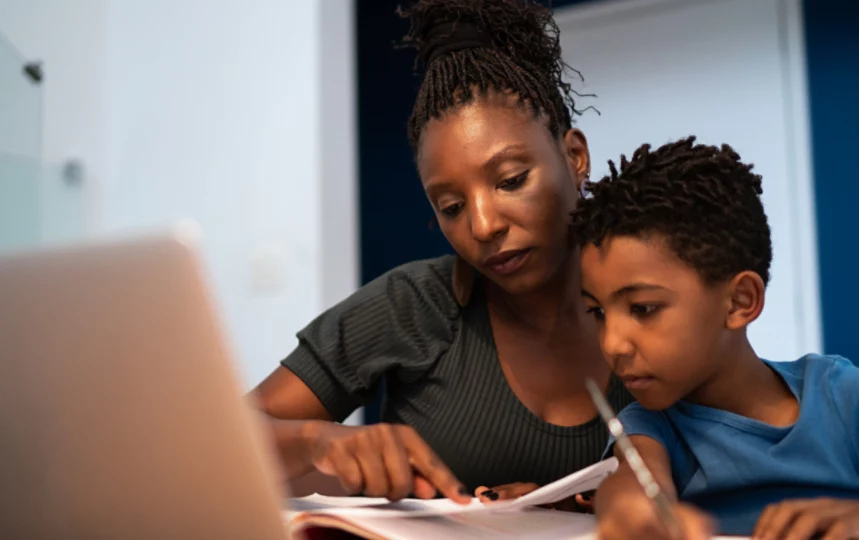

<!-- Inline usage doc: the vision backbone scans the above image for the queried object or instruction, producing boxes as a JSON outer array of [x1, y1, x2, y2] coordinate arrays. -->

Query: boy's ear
[[725, 271, 765, 330]]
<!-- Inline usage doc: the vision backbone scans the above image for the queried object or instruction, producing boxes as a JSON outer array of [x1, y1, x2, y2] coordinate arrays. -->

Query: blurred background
[[0, 0, 855, 425]]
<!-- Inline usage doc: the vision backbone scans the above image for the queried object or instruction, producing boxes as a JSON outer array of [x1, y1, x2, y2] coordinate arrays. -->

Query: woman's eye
[[441, 202, 464, 217], [631, 304, 661, 318], [498, 171, 529, 191], [586, 306, 605, 320]]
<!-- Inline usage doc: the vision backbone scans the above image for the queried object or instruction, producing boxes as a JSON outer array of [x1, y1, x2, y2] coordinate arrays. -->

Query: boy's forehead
[[580, 236, 685, 293]]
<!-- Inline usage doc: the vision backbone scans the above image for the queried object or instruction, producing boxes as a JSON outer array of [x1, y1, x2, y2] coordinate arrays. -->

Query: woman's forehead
[[418, 102, 554, 178]]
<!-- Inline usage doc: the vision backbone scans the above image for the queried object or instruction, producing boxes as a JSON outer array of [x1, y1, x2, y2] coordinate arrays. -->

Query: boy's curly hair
[[571, 136, 773, 285]]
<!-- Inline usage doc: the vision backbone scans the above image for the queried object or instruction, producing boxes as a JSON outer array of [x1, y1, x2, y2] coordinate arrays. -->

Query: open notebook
[[284, 457, 751, 539]]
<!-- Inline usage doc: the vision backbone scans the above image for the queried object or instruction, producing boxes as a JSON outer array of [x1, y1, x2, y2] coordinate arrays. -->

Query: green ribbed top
[[282, 255, 634, 490]]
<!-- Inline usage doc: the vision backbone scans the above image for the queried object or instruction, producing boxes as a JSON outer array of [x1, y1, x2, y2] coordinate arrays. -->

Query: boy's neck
[[683, 338, 799, 426]]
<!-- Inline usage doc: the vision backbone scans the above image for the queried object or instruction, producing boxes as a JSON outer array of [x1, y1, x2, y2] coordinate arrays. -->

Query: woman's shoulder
[[284, 255, 463, 420], [345, 254, 461, 320], [383, 254, 457, 289]]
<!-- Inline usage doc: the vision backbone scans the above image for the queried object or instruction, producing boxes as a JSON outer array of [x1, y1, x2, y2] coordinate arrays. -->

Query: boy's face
[[580, 235, 731, 410]]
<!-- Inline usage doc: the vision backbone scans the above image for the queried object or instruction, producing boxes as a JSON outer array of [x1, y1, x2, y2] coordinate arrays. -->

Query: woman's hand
[[306, 421, 470, 503], [754, 498, 859, 540], [475, 482, 539, 503], [474, 482, 594, 512], [597, 490, 713, 540]]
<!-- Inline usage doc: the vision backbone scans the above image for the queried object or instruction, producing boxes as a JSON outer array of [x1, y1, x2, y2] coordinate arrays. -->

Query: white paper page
[[285, 458, 619, 520], [287, 493, 391, 511], [287, 503, 751, 540], [502, 458, 618, 510], [334, 508, 599, 540], [287, 497, 495, 519]]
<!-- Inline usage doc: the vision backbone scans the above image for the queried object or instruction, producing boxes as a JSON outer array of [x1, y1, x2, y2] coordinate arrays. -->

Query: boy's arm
[[595, 435, 713, 540], [750, 356, 859, 539], [594, 434, 677, 517]]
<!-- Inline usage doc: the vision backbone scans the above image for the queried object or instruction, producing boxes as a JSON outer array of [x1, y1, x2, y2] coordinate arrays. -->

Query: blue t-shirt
[[610, 354, 859, 535]]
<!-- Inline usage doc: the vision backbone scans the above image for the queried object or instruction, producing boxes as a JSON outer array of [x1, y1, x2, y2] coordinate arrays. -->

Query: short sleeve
[[602, 403, 699, 492], [826, 355, 859, 461], [602, 402, 678, 459], [281, 257, 460, 422]]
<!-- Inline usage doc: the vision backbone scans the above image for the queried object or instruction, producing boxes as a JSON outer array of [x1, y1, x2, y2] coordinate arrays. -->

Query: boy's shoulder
[[766, 352, 854, 373], [765, 353, 857, 390], [615, 353, 858, 424]]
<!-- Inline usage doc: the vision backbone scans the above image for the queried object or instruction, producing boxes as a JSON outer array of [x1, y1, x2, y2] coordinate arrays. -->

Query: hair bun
[[418, 20, 493, 65], [400, 0, 565, 74]]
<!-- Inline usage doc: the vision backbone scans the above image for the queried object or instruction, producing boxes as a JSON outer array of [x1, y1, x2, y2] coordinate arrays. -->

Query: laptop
[[0, 225, 292, 539]]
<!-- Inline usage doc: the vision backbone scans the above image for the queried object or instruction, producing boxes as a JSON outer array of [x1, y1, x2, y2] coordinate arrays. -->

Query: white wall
[[102, 0, 359, 390], [0, 1, 360, 400], [557, 0, 821, 360]]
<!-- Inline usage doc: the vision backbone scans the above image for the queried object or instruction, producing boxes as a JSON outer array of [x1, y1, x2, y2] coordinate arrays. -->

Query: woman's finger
[[319, 440, 364, 495], [379, 425, 414, 501], [490, 482, 540, 500], [353, 430, 390, 497], [398, 426, 469, 503], [413, 474, 438, 499], [573, 493, 594, 512]]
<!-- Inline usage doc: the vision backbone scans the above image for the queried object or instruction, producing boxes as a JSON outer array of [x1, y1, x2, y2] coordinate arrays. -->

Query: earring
[[579, 175, 591, 198]]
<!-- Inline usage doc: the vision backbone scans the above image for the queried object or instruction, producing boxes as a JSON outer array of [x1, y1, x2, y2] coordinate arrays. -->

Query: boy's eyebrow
[[581, 289, 598, 302], [581, 284, 668, 303], [611, 283, 669, 300]]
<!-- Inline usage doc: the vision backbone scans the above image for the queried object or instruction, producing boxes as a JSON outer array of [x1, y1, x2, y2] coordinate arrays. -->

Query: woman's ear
[[724, 271, 766, 330], [563, 128, 591, 190]]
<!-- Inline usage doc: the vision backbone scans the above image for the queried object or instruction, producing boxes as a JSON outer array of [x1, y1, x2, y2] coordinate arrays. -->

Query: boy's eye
[[586, 306, 605, 320], [498, 171, 529, 191], [630, 304, 661, 318], [441, 202, 463, 217]]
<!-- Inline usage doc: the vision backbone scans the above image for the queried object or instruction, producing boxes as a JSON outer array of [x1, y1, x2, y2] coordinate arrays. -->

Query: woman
[[253, 0, 633, 503]]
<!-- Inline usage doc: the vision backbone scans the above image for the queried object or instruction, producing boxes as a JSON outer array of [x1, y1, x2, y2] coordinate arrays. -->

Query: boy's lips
[[619, 374, 656, 390]]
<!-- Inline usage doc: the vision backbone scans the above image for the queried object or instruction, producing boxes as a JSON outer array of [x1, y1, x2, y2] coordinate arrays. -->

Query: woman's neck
[[485, 251, 587, 336]]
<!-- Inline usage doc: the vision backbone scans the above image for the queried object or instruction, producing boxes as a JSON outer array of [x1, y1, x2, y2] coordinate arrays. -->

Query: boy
[[571, 137, 859, 539]]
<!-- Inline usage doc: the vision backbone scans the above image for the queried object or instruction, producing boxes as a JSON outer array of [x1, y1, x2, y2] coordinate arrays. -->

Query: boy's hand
[[754, 498, 859, 540], [474, 483, 594, 512], [597, 491, 713, 540]]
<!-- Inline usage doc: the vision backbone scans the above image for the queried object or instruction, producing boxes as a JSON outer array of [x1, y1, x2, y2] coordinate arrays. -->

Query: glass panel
[[0, 30, 80, 254], [0, 32, 41, 159], [0, 153, 87, 254], [39, 161, 86, 246], [0, 152, 40, 252]]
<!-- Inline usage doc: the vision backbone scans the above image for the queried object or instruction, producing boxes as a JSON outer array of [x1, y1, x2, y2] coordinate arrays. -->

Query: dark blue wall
[[803, 0, 859, 358]]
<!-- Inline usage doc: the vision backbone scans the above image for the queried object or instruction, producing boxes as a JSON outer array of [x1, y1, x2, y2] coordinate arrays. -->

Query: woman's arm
[[249, 259, 470, 501], [251, 366, 333, 479], [251, 366, 469, 502]]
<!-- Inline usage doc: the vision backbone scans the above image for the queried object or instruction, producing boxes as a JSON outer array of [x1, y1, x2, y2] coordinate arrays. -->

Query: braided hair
[[399, 0, 583, 155], [571, 136, 773, 285]]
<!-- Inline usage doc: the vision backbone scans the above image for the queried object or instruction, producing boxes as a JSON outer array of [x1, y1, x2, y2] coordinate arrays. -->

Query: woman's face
[[417, 97, 590, 295]]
